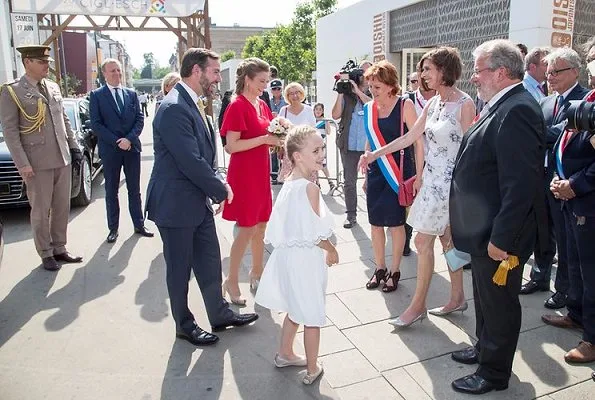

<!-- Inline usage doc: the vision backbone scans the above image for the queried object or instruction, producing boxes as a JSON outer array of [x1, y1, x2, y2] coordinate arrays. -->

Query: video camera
[[333, 59, 364, 95], [565, 100, 595, 132]]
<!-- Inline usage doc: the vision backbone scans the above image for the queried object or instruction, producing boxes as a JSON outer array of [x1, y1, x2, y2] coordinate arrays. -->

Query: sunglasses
[[409, 79, 418, 83], [271, 87, 281, 91]]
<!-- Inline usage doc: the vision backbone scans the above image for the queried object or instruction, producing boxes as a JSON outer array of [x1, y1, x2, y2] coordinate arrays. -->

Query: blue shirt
[[347, 100, 367, 151], [270, 97, 287, 115], [522, 73, 545, 101]]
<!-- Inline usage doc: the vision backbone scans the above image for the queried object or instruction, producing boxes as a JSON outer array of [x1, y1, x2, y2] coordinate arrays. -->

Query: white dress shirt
[[106, 84, 124, 109]]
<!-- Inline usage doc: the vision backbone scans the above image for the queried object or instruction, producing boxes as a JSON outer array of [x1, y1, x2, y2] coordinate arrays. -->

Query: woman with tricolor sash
[[360, 48, 476, 328], [362, 61, 424, 293]]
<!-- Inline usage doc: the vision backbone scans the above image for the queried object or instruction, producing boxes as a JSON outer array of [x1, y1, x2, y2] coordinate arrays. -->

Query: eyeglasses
[[409, 79, 418, 84], [472, 67, 494, 76], [271, 87, 281, 91], [546, 67, 573, 77]]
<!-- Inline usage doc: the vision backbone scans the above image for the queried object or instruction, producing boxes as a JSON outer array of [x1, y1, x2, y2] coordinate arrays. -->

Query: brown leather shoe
[[564, 341, 595, 364], [541, 314, 582, 329], [54, 252, 83, 263], [42, 256, 60, 271]]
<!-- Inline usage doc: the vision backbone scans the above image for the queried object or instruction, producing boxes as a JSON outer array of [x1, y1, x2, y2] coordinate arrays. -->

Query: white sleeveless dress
[[407, 95, 470, 236], [255, 178, 334, 327]]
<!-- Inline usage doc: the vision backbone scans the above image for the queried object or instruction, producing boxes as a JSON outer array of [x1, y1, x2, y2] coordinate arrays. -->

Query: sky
[[106, 0, 361, 68]]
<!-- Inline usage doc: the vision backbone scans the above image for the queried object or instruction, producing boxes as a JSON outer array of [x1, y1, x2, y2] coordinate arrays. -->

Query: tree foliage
[[138, 52, 172, 79], [220, 50, 236, 62], [242, 0, 337, 83]]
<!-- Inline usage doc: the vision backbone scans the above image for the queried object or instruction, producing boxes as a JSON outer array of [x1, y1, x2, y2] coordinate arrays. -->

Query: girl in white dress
[[255, 125, 339, 385]]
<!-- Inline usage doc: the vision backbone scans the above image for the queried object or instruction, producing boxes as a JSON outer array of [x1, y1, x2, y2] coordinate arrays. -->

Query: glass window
[[63, 102, 78, 130]]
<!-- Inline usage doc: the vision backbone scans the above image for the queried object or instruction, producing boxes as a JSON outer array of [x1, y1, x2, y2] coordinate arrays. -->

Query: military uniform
[[0, 45, 82, 270]]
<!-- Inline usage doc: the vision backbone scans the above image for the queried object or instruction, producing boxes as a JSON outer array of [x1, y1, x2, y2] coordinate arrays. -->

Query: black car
[[0, 98, 102, 207], [0, 219, 3, 268]]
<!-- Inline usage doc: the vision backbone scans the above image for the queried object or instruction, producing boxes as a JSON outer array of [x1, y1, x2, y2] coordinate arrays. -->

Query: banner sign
[[372, 13, 388, 63], [11, 0, 205, 17], [11, 13, 40, 77], [550, 0, 576, 48]]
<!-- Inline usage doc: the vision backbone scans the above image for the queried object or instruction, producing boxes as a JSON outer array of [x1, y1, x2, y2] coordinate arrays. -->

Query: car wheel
[[71, 155, 92, 207]]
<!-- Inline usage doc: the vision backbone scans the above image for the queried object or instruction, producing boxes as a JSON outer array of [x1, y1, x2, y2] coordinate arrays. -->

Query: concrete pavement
[[0, 105, 593, 399]]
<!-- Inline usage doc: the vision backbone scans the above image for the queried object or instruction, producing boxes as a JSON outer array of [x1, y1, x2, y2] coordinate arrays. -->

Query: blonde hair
[[283, 82, 306, 103], [161, 72, 181, 95], [285, 125, 318, 166], [235, 57, 269, 95]]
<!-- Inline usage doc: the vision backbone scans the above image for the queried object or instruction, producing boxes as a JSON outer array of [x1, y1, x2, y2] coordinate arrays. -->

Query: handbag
[[444, 246, 471, 272], [397, 97, 416, 207]]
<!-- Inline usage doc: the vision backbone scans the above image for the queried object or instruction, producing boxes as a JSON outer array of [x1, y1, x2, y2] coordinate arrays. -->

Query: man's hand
[[70, 148, 83, 163], [18, 166, 34, 180], [488, 242, 508, 262], [215, 184, 234, 215], [116, 138, 132, 151], [551, 178, 576, 201]]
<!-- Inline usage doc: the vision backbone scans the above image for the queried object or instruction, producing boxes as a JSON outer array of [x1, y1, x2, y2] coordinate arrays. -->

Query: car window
[[0, 121, 3, 138], [63, 102, 78, 130], [78, 100, 90, 121]]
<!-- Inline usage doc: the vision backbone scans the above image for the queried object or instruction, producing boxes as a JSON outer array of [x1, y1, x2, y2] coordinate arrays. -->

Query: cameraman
[[332, 61, 372, 228]]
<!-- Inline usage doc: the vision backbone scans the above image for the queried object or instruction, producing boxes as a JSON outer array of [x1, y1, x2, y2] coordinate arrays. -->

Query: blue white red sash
[[363, 101, 401, 194]]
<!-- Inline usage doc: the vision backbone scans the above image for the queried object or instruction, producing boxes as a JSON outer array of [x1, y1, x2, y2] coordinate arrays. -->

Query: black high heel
[[366, 268, 387, 289], [382, 271, 401, 293]]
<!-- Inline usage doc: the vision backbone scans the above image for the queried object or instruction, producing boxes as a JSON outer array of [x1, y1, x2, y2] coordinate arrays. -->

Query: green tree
[[220, 50, 236, 62], [64, 73, 81, 96], [242, 0, 337, 83], [154, 66, 172, 79], [140, 52, 155, 79]]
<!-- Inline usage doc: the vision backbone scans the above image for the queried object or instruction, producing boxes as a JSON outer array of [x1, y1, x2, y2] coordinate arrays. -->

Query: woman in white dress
[[256, 125, 338, 385], [359, 47, 476, 327]]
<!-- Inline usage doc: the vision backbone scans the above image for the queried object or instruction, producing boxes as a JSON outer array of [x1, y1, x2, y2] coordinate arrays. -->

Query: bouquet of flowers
[[267, 117, 291, 153]]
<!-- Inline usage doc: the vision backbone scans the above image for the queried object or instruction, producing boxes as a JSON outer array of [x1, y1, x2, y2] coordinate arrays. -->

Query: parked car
[[0, 219, 3, 268], [0, 98, 102, 208]]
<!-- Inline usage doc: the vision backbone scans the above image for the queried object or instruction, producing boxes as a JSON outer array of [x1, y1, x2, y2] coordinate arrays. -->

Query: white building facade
[[316, 0, 595, 112]]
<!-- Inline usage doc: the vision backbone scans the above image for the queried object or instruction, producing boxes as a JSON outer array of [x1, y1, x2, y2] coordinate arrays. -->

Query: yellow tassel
[[492, 255, 519, 286]]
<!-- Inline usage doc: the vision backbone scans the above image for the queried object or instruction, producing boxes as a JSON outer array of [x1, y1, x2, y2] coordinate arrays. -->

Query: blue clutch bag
[[444, 247, 472, 272]]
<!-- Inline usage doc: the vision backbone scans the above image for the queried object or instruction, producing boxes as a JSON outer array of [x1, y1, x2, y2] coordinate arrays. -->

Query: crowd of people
[[1, 33, 594, 392]]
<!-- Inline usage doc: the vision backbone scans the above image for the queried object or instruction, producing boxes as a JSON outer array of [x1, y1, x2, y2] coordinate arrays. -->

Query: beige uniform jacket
[[0, 76, 77, 171]]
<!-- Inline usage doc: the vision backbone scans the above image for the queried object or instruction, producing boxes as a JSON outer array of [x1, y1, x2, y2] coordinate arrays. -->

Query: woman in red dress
[[220, 58, 282, 305]]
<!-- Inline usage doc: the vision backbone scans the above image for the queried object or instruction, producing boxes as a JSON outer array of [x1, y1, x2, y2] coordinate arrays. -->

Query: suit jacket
[[145, 83, 227, 228], [450, 84, 545, 256], [89, 84, 144, 157], [540, 83, 590, 181], [0, 76, 77, 170]]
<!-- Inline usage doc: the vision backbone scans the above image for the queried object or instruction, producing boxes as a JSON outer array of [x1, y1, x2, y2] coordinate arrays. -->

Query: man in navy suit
[[449, 40, 545, 394], [146, 48, 258, 346], [520, 49, 590, 309], [90, 58, 153, 243]]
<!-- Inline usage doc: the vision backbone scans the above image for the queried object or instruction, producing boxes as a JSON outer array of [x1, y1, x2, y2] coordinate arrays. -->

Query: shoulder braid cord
[[0, 84, 46, 134]]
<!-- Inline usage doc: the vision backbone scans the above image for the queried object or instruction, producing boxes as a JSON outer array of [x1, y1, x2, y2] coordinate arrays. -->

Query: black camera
[[565, 100, 595, 132], [334, 60, 364, 95]]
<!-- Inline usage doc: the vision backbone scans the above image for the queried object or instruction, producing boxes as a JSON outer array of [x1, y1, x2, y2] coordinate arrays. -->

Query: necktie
[[114, 87, 124, 114], [554, 95, 563, 117], [540, 82, 548, 96], [196, 98, 209, 127], [37, 81, 48, 99]]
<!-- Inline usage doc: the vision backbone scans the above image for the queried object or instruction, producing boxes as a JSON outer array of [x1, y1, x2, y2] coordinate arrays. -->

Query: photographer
[[541, 49, 595, 364], [332, 60, 372, 228]]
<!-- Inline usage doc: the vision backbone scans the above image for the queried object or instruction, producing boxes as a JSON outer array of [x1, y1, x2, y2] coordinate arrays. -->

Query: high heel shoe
[[388, 310, 427, 327], [222, 280, 246, 306], [366, 268, 387, 290], [382, 271, 401, 293], [428, 301, 468, 316]]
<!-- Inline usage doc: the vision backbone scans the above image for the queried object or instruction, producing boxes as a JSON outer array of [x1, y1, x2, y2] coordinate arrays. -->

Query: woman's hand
[[358, 151, 375, 174], [263, 134, 283, 147], [413, 176, 422, 196], [326, 247, 339, 266]]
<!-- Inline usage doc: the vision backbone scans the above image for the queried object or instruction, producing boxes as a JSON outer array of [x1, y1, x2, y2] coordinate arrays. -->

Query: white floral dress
[[407, 95, 470, 235]]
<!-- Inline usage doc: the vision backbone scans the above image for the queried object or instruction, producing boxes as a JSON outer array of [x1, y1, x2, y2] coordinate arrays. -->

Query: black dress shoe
[[54, 252, 83, 263], [176, 327, 219, 346], [134, 226, 154, 237], [106, 230, 118, 243], [545, 291, 567, 309], [212, 313, 259, 332], [451, 346, 479, 364], [519, 280, 549, 295], [343, 218, 357, 229], [452, 373, 508, 395], [42, 256, 60, 271]]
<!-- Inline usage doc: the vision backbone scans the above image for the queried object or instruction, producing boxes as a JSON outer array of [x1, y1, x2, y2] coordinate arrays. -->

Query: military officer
[[0, 45, 83, 271]]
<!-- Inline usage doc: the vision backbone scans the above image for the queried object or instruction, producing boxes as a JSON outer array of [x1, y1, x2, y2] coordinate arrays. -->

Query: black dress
[[366, 98, 415, 227]]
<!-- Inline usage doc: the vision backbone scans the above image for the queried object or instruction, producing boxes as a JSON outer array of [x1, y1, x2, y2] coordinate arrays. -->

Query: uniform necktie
[[114, 87, 124, 114], [37, 81, 48, 99]]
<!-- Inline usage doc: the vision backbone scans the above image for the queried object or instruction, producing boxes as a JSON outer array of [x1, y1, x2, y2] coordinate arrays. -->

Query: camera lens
[[566, 100, 595, 132]]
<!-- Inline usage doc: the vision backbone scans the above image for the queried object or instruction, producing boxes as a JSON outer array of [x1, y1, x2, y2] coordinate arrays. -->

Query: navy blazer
[[145, 83, 227, 228], [89, 85, 144, 157], [450, 84, 545, 256]]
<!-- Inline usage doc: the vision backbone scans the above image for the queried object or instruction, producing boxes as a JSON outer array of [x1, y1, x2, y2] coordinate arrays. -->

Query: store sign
[[550, 0, 575, 48], [11, 13, 40, 77], [11, 0, 205, 17], [372, 13, 387, 62]]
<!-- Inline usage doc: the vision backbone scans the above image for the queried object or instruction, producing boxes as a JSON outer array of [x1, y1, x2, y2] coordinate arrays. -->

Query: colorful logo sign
[[149, 0, 166, 14]]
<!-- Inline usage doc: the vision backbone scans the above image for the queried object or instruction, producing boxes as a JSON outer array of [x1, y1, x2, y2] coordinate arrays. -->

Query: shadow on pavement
[[135, 252, 169, 323]]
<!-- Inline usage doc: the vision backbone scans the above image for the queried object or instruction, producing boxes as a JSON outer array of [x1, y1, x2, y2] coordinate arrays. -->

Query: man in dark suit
[[542, 79, 595, 363], [146, 48, 258, 346], [449, 39, 545, 395], [520, 48, 590, 309], [90, 58, 153, 243]]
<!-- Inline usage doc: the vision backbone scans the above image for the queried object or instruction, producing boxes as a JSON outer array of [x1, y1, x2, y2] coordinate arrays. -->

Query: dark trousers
[[158, 213, 233, 332], [102, 150, 144, 231], [531, 184, 569, 293], [270, 152, 279, 181], [563, 209, 595, 343], [141, 102, 148, 116], [472, 252, 530, 384], [404, 223, 413, 251], [340, 149, 363, 220]]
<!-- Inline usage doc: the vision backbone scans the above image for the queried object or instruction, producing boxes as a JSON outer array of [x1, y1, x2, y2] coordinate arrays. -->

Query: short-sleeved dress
[[220, 95, 274, 227], [278, 105, 318, 182], [366, 98, 415, 227], [255, 179, 334, 327], [407, 95, 470, 235]]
